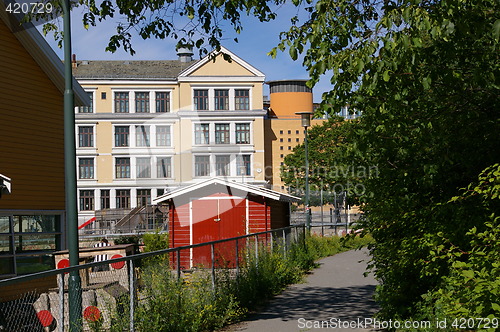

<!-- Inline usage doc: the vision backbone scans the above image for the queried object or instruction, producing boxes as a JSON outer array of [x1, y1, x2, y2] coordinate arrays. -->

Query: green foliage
[[40, 0, 286, 56], [135, 263, 242, 332], [142, 231, 169, 266], [128, 233, 371, 331], [114, 235, 141, 245], [279, 0, 499, 321], [417, 165, 500, 326], [281, 117, 367, 206]]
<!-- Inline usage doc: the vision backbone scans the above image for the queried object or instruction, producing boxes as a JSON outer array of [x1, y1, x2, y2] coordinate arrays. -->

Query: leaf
[[383, 70, 390, 82]]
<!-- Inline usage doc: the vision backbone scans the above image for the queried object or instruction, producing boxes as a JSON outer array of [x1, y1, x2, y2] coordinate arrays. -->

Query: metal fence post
[[235, 239, 239, 280], [281, 229, 286, 257], [211, 243, 215, 290], [254, 235, 258, 268], [58, 273, 65, 332], [270, 231, 273, 253], [129, 260, 135, 332], [176, 249, 181, 280]]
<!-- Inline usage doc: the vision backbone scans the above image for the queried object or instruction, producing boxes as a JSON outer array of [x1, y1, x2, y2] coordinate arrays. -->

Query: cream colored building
[[74, 47, 267, 226]]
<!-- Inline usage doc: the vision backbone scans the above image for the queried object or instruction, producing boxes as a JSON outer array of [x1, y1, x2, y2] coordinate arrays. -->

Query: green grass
[[115, 233, 373, 332]]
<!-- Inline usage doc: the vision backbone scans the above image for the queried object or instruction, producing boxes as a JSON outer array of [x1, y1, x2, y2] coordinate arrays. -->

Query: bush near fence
[[0, 226, 372, 332]]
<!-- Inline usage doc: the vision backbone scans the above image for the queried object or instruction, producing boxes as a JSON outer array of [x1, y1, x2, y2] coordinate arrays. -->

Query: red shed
[[152, 178, 299, 269]]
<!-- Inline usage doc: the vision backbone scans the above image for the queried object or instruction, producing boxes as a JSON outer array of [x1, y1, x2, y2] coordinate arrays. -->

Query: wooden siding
[[0, 19, 65, 210], [169, 203, 191, 269], [247, 196, 269, 233], [0, 275, 57, 302]]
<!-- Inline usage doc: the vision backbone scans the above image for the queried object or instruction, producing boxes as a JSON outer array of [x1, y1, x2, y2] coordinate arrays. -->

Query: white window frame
[[155, 125, 172, 147], [156, 156, 174, 179], [112, 89, 174, 113], [190, 86, 253, 111], [78, 157, 96, 180], [77, 124, 96, 148], [76, 89, 97, 113]]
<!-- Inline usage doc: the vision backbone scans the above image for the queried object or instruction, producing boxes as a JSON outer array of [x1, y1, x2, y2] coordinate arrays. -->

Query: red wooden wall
[[169, 191, 274, 269]]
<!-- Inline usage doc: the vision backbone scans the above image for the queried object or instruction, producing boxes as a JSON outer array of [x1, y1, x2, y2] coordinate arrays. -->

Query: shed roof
[[153, 178, 300, 204]]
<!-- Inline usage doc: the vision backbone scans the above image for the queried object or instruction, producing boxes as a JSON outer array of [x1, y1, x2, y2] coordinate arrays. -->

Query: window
[[136, 157, 151, 178], [279, 130, 283, 134], [236, 155, 251, 176], [0, 214, 62, 276], [195, 156, 210, 176], [115, 126, 129, 147], [136, 126, 150, 147], [157, 157, 172, 178], [101, 92, 106, 100], [78, 92, 93, 113], [116, 189, 130, 209], [114, 92, 129, 113], [215, 123, 230, 144], [156, 126, 171, 146], [157, 189, 165, 196], [215, 89, 229, 110], [288, 138, 291, 142], [288, 130, 291, 134], [78, 126, 93, 147], [280, 138, 283, 142], [235, 123, 250, 144], [115, 158, 130, 178], [156, 92, 170, 112], [100, 190, 110, 209], [79, 190, 94, 211], [288, 146, 292, 150], [235, 89, 250, 110], [280, 146, 284, 150], [135, 92, 150, 113], [216, 155, 231, 176], [296, 130, 300, 135], [78, 158, 94, 179], [137, 189, 151, 206], [194, 89, 208, 110], [194, 124, 210, 144]]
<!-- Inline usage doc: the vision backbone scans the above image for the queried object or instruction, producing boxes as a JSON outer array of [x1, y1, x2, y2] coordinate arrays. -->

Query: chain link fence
[[0, 225, 305, 331]]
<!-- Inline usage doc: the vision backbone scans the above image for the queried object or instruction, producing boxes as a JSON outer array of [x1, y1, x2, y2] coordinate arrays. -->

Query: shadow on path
[[227, 250, 379, 331], [245, 284, 377, 323]]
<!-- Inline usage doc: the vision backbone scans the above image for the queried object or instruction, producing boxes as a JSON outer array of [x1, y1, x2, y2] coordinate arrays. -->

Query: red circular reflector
[[37, 310, 54, 327], [57, 259, 69, 269], [110, 254, 125, 270], [83, 306, 101, 322]]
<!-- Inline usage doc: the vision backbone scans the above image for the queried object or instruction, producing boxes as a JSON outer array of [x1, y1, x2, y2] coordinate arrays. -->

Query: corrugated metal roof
[[73, 60, 199, 79]]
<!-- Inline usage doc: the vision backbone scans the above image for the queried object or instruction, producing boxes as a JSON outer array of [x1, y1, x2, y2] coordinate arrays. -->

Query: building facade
[[0, 1, 88, 277], [73, 47, 267, 228], [264, 80, 325, 192]]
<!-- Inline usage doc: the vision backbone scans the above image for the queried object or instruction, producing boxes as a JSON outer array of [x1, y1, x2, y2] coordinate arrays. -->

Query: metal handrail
[[0, 224, 305, 287]]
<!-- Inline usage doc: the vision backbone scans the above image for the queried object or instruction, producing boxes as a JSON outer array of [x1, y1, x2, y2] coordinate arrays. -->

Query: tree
[[41, 0, 287, 56], [277, 0, 499, 320], [281, 116, 369, 206]]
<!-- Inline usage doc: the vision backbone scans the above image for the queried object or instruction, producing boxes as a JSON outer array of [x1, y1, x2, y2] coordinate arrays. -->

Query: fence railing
[[0, 224, 305, 331]]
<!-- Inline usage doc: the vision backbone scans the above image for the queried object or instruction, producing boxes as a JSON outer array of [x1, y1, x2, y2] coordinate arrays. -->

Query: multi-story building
[[264, 80, 325, 192], [264, 79, 362, 192], [73, 47, 267, 228]]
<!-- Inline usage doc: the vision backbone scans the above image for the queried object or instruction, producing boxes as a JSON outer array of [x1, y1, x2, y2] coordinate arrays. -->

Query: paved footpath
[[225, 249, 379, 331]]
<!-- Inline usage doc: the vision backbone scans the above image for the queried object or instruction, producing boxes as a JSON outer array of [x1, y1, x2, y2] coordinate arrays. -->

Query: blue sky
[[39, 4, 331, 103]]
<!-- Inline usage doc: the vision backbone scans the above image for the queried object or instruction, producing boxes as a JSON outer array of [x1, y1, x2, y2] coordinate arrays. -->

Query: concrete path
[[226, 249, 378, 331]]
